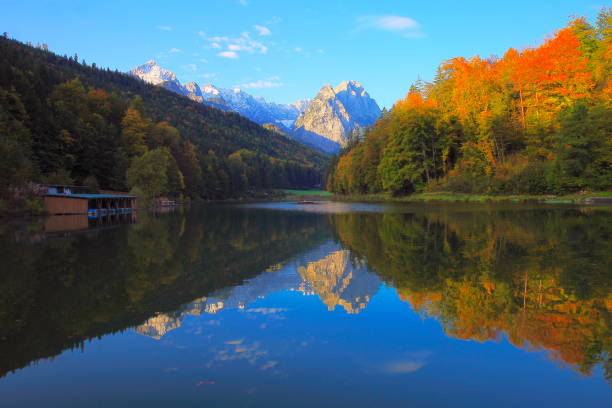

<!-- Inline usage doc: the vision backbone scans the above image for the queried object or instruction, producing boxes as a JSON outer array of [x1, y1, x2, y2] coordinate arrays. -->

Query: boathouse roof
[[45, 193, 137, 199]]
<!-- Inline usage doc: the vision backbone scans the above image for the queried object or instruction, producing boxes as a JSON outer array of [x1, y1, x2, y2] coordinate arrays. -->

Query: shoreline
[[284, 191, 612, 205], [3, 190, 611, 219]]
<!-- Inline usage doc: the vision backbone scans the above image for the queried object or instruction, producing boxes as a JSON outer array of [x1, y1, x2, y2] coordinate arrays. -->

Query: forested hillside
[[0, 35, 327, 205], [327, 11, 611, 196]]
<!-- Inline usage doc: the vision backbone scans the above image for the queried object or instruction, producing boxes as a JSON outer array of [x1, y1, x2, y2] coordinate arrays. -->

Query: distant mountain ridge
[[129, 61, 307, 127]]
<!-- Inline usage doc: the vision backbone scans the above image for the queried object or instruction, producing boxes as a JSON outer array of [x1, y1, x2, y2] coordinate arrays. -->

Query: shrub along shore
[[328, 191, 612, 204]]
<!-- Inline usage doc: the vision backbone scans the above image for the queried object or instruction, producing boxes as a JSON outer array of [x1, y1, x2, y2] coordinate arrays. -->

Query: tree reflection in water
[[330, 208, 611, 380]]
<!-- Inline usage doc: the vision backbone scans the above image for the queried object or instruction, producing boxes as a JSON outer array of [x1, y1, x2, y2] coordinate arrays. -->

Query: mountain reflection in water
[[0, 202, 610, 407], [135, 242, 382, 339]]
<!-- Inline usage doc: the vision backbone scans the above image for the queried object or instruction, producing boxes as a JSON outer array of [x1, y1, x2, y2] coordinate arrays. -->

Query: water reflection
[[328, 207, 611, 380], [135, 241, 382, 339], [129, 204, 611, 380], [0, 207, 329, 377], [1, 212, 138, 244], [0, 202, 610, 403]]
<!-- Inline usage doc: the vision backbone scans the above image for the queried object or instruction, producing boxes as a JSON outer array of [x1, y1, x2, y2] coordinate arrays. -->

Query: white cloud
[[157, 48, 183, 59], [198, 73, 216, 79], [218, 51, 239, 59], [294, 47, 302, 53], [356, 15, 424, 38], [238, 80, 285, 88], [199, 58, 208, 63], [202, 31, 268, 57], [254, 25, 271, 36], [266, 16, 282, 25], [155, 25, 172, 31], [183, 64, 197, 72], [246, 307, 288, 313], [260, 360, 278, 370], [228, 44, 243, 51], [238, 0, 249, 5], [383, 361, 425, 374]]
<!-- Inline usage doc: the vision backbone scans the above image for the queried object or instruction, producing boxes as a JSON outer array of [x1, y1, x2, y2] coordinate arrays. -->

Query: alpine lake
[[1, 201, 610, 407]]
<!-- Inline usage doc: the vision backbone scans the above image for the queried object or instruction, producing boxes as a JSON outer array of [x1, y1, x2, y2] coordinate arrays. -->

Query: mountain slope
[[293, 81, 381, 153], [0, 37, 328, 197]]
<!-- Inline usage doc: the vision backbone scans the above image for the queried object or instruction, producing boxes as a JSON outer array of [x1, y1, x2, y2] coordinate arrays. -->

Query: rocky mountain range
[[128, 61, 307, 125], [128, 61, 381, 154]]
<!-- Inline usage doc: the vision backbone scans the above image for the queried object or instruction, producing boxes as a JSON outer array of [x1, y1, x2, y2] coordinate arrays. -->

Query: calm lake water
[[1, 202, 610, 407]]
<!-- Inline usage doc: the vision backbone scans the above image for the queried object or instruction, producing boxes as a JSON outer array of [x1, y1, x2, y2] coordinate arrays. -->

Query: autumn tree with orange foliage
[[327, 10, 611, 195]]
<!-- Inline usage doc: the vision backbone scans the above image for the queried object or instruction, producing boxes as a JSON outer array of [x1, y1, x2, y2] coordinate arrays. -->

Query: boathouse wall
[[44, 196, 88, 215]]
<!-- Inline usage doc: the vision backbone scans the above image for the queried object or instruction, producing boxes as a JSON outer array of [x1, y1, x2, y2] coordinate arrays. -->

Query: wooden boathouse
[[43, 185, 137, 215]]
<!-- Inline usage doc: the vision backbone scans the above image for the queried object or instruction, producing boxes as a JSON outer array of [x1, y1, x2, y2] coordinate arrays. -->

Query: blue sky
[[1, 0, 604, 108]]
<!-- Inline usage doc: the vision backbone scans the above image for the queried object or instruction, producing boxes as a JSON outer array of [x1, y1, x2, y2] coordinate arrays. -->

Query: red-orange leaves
[[511, 27, 595, 116]]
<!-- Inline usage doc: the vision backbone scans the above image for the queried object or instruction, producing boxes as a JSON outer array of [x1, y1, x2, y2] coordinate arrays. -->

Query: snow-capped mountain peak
[[201, 84, 220, 96], [128, 60, 177, 85]]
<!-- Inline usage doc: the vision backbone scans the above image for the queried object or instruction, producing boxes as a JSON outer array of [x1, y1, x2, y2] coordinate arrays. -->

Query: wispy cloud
[[266, 16, 282, 25], [356, 15, 424, 38], [246, 307, 288, 313], [183, 64, 197, 72], [155, 25, 172, 31], [218, 51, 239, 59], [198, 73, 216, 79], [383, 361, 425, 374], [254, 25, 271, 36], [260, 360, 278, 370], [216, 33, 267, 53], [202, 30, 269, 59], [157, 47, 182, 59], [238, 0, 249, 5]]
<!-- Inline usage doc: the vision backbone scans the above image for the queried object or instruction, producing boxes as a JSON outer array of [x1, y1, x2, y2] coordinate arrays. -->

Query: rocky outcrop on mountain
[[183, 81, 203, 103], [293, 81, 381, 153]]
